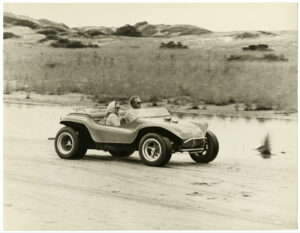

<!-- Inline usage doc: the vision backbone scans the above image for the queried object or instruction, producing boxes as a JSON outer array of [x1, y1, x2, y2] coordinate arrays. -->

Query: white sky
[[3, 2, 298, 31]]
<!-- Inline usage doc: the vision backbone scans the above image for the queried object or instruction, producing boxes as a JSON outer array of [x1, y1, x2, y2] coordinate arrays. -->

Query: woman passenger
[[105, 101, 121, 126]]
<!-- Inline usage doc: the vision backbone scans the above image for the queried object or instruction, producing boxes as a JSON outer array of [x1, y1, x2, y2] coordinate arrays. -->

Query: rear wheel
[[109, 150, 135, 157], [139, 133, 172, 167], [189, 131, 219, 163], [55, 126, 87, 159]]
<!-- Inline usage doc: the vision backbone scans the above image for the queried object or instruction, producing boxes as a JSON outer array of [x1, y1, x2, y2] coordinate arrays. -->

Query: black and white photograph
[[2, 1, 298, 231]]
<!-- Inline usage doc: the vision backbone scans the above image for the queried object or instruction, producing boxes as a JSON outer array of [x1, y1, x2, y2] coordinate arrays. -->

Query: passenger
[[124, 95, 142, 123], [105, 101, 121, 126]]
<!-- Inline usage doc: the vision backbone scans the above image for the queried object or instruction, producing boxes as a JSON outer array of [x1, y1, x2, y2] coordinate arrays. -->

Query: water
[[4, 103, 297, 167], [173, 112, 297, 154]]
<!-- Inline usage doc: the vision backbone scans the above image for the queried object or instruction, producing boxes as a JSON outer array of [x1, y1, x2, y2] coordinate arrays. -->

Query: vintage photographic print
[[2, 2, 298, 231]]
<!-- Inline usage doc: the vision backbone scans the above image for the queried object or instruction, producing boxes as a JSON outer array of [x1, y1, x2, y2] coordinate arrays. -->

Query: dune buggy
[[54, 107, 219, 166]]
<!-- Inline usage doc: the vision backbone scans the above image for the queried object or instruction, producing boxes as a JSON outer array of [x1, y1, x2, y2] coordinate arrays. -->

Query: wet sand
[[3, 136, 297, 230], [4, 91, 297, 121]]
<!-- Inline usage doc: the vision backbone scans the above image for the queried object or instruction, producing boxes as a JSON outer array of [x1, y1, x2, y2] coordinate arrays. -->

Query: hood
[[137, 117, 208, 140]]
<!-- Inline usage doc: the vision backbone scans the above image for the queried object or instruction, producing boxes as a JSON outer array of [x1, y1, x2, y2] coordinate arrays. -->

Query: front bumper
[[179, 137, 207, 152]]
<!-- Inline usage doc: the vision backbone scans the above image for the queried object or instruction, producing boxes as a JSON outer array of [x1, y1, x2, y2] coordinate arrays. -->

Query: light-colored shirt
[[124, 109, 139, 123], [106, 113, 121, 126]]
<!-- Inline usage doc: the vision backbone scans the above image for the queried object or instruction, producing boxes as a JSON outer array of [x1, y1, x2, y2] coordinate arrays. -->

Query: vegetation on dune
[[234, 31, 276, 40], [3, 32, 297, 110], [235, 32, 260, 39], [4, 12, 212, 38], [4, 81, 12, 94], [37, 28, 60, 36], [227, 53, 288, 62], [3, 13, 296, 111], [4, 12, 68, 32], [134, 21, 211, 37], [262, 54, 288, 62], [4, 15, 41, 29], [37, 19, 69, 31], [114, 24, 141, 37], [51, 38, 98, 48], [242, 44, 272, 51], [160, 41, 188, 49], [3, 32, 21, 39]]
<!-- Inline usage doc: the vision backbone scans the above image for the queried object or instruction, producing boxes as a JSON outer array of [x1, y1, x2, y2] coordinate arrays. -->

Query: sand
[[3, 136, 297, 230]]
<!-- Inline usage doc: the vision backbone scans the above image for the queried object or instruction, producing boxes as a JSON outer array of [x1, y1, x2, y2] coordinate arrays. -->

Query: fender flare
[[132, 126, 183, 146]]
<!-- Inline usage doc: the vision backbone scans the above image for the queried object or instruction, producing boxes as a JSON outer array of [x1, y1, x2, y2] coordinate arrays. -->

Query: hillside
[[3, 12, 211, 40], [4, 12, 68, 31], [134, 21, 211, 37]]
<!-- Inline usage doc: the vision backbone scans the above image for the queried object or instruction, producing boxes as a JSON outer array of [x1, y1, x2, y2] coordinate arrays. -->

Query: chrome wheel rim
[[57, 132, 74, 155], [142, 138, 162, 161]]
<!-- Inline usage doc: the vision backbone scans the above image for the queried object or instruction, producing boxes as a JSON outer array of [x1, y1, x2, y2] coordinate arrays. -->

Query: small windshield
[[134, 107, 170, 119]]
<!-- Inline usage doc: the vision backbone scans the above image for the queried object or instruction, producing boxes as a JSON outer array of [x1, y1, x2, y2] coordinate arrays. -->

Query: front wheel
[[189, 131, 219, 163], [139, 133, 172, 167], [55, 126, 87, 159]]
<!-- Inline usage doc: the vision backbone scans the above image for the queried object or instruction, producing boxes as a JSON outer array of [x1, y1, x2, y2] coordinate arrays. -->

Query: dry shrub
[[227, 53, 288, 62], [242, 44, 272, 51], [263, 54, 288, 62], [3, 32, 21, 39], [51, 38, 98, 48], [114, 24, 141, 37], [160, 41, 188, 49]]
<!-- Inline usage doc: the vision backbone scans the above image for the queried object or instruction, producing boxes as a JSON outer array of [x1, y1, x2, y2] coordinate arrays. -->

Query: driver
[[124, 95, 142, 123]]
